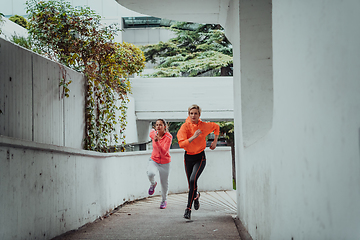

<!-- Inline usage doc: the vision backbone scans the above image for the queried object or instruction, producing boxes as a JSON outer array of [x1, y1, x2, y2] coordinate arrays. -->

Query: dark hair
[[156, 119, 168, 132]]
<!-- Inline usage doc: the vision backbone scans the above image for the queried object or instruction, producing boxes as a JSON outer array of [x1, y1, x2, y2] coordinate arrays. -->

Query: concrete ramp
[[52, 191, 240, 240]]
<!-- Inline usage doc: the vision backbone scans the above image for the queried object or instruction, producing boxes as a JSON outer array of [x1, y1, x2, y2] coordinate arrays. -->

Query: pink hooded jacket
[[149, 129, 172, 164]]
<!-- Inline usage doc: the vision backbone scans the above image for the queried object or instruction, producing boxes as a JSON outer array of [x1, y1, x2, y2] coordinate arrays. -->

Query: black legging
[[184, 151, 206, 209]]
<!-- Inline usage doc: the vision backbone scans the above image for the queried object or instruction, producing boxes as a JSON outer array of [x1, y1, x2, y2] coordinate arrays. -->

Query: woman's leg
[[147, 158, 158, 185], [184, 152, 206, 209], [158, 162, 170, 202]]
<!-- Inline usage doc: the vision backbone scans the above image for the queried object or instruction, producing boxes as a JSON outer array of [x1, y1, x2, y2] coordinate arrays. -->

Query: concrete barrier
[[0, 135, 232, 240]]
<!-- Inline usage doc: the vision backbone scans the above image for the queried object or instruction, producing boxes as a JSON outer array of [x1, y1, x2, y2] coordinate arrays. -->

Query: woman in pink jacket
[[147, 119, 173, 209]]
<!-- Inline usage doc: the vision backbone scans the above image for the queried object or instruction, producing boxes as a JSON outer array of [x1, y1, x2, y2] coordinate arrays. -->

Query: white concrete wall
[[0, 136, 232, 240], [0, 38, 85, 149], [122, 28, 175, 46], [0, 38, 141, 148], [225, 0, 273, 238], [235, 1, 360, 239], [224, 0, 245, 231], [130, 77, 234, 122], [115, 0, 360, 239]]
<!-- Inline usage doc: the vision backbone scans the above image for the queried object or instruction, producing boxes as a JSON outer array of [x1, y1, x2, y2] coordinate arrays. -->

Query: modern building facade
[[1, 0, 360, 239]]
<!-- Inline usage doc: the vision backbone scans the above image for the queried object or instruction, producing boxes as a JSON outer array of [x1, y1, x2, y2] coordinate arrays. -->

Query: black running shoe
[[194, 192, 200, 210], [184, 208, 191, 219]]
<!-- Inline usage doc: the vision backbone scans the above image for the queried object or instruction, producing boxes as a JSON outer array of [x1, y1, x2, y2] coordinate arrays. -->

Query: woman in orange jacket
[[177, 104, 220, 219], [147, 119, 173, 209]]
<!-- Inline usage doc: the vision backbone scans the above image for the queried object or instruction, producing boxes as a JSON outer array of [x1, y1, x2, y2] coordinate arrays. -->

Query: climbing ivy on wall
[[26, 0, 145, 152]]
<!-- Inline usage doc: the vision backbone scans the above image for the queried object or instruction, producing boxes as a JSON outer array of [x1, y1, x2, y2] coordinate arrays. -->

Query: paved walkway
[[52, 191, 241, 240]]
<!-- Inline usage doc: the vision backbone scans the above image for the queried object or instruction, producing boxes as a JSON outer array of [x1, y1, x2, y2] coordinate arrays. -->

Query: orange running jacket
[[177, 116, 220, 155]]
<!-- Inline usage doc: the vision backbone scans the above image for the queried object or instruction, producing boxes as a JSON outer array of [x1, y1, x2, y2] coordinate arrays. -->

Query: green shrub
[[9, 15, 29, 29]]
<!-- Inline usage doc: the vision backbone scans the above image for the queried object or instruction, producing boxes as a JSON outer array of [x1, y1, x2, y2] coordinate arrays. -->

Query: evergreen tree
[[141, 22, 233, 77]]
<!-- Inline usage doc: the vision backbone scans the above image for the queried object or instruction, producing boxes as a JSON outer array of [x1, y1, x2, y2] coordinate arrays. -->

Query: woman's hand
[[210, 135, 219, 150], [193, 129, 202, 138], [210, 139, 217, 150], [154, 133, 160, 142], [189, 129, 202, 143]]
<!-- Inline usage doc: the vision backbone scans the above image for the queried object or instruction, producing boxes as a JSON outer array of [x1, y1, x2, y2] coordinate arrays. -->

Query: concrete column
[[136, 120, 152, 143], [224, 0, 273, 225], [224, 0, 245, 221]]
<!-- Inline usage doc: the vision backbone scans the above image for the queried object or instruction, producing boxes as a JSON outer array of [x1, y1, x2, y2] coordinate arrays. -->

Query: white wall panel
[[32, 57, 64, 146], [122, 29, 135, 43], [122, 28, 176, 46], [130, 77, 234, 122], [0, 38, 85, 149], [0, 39, 33, 141], [63, 70, 86, 148]]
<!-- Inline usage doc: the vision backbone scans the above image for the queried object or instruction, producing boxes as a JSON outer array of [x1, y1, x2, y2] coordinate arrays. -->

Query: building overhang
[[115, 0, 230, 26]]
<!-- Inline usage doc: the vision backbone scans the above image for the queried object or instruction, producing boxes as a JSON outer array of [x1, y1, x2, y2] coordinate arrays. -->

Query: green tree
[[26, 0, 145, 152], [141, 22, 233, 77], [9, 15, 29, 29]]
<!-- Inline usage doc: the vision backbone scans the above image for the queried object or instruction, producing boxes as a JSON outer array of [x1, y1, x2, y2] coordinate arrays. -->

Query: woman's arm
[[177, 124, 190, 148], [210, 134, 219, 150], [188, 129, 202, 143], [207, 122, 220, 150], [154, 134, 172, 155], [149, 129, 156, 140], [178, 125, 202, 148]]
